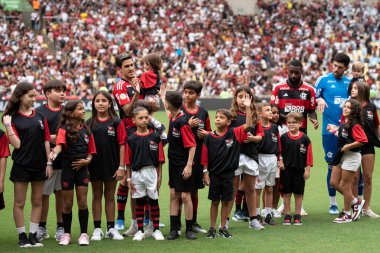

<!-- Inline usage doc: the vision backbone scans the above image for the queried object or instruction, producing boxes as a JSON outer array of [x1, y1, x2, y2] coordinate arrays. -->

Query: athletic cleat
[[91, 228, 104, 241], [132, 230, 145, 241], [206, 227, 216, 239], [185, 230, 197, 240], [249, 217, 265, 230], [143, 217, 150, 227], [329, 205, 339, 215], [115, 219, 125, 230], [18, 232, 31, 248], [301, 207, 308, 216], [362, 208, 380, 218], [333, 212, 352, 223], [144, 223, 154, 237], [59, 233, 71, 246], [352, 199, 365, 221], [283, 214, 292, 225], [78, 233, 90, 246], [152, 230, 165, 241], [232, 210, 246, 222], [257, 215, 265, 226], [122, 224, 138, 237], [105, 228, 124, 240], [166, 230, 179, 240], [192, 223, 207, 233], [29, 232, 43, 247], [240, 210, 250, 221], [264, 214, 276, 225], [159, 223, 166, 228], [218, 227, 232, 238], [272, 209, 282, 218], [293, 214, 302, 225], [36, 226, 49, 241], [55, 227, 65, 242]]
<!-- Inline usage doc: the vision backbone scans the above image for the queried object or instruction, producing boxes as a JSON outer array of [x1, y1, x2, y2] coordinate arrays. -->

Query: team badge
[[300, 92, 307, 100], [150, 140, 158, 151], [271, 133, 278, 142], [225, 139, 234, 148], [38, 120, 44, 130], [341, 129, 348, 138], [108, 126, 115, 136], [172, 127, 180, 138], [84, 134, 89, 144], [367, 111, 373, 120], [198, 120, 205, 130], [299, 144, 306, 153]]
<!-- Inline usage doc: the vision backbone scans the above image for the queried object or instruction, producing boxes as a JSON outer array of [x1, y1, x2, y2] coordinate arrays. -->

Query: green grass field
[[1, 111, 380, 253]]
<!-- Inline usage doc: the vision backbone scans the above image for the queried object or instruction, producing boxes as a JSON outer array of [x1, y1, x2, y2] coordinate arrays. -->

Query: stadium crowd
[[0, 0, 379, 99]]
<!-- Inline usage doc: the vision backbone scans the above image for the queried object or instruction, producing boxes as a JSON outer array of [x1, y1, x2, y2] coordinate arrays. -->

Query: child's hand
[[278, 159, 284, 170], [304, 167, 311, 180], [2, 115, 12, 126], [309, 118, 319, 130], [197, 129, 209, 139], [49, 149, 58, 161], [127, 180, 136, 193], [113, 169, 125, 181], [327, 124, 338, 133], [46, 166, 53, 178], [156, 175, 162, 192], [243, 132, 255, 143], [242, 93, 252, 108], [203, 173, 210, 186], [182, 165, 192, 180], [341, 145, 349, 152], [72, 158, 90, 170], [188, 116, 200, 128]]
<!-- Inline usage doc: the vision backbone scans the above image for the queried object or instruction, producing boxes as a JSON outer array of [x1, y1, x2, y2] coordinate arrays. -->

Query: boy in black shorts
[[202, 93, 252, 238], [163, 91, 197, 240], [280, 112, 313, 225], [180, 80, 211, 233]]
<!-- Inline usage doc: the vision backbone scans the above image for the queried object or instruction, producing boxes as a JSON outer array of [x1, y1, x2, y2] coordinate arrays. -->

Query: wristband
[[119, 165, 126, 171], [47, 162, 53, 166], [279, 156, 283, 160], [203, 169, 208, 174], [126, 178, 131, 182], [85, 157, 91, 161]]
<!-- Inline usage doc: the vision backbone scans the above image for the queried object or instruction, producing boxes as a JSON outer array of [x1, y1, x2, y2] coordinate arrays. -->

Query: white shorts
[[235, 154, 259, 177], [43, 170, 62, 195], [256, 154, 277, 189], [131, 166, 158, 200], [337, 151, 361, 172]]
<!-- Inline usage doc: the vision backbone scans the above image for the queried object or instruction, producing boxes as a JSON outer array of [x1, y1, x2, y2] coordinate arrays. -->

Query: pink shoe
[[78, 233, 90, 246], [58, 233, 71, 246]]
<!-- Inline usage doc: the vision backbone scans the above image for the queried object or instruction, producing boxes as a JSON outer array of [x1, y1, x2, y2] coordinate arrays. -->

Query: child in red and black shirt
[[139, 53, 162, 107], [0, 129, 10, 210]]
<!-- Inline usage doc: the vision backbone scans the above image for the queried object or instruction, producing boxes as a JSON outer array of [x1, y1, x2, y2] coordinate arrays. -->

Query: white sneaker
[[272, 209, 282, 218], [91, 228, 103, 241], [363, 208, 380, 218], [59, 233, 71, 246], [105, 227, 124, 240], [132, 230, 145, 241], [144, 223, 153, 237], [277, 204, 284, 214], [55, 227, 65, 242], [261, 209, 266, 217], [122, 224, 138, 237], [152, 230, 165, 241], [78, 233, 90, 246], [249, 219, 265, 230], [301, 207, 308, 216], [36, 226, 49, 241]]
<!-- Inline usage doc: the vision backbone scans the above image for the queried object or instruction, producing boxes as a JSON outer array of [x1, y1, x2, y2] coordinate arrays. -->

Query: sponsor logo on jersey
[[38, 120, 44, 130], [284, 103, 305, 113], [107, 126, 115, 136], [299, 143, 306, 153], [84, 134, 89, 144], [341, 129, 348, 139], [367, 111, 374, 120], [120, 93, 127, 100], [149, 140, 158, 151], [300, 92, 307, 100], [327, 80, 336, 83], [172, 127, 180, 138], [225, 138, 234, 148]]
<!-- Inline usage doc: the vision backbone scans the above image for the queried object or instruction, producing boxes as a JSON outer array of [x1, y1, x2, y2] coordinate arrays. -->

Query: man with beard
[[314, 53, 351, 215], [270, 59, 318, 217], [271, 59, 318, 134]]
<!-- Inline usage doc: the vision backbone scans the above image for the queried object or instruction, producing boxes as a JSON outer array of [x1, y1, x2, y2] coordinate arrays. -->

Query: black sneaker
[[206, 227, 216, 239], [166, 230, 179, 240], [28, 232, 43, 247], [218, 227, 232, 238], [192, 223, 207, 233], [293, 214, 303, 225], [283, 214, 292, 225], [18, 232, 31, 248], [264, 214, 276, 225], [257, 214, 264, 225], [185, 230, 197, 240]]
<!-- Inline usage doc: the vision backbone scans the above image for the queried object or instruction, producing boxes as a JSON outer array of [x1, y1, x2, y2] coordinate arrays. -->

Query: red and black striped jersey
[[11, 110, 50, 168], [201, 126, 247, 175], [87, 117, 126, 173], [0, 130, 10, 158], [125, 130, 165, 171], [167, 112, 196, 167], [113, 79, 137, 129], [271, 82, 316, 132], [280, 132, 313, 170]]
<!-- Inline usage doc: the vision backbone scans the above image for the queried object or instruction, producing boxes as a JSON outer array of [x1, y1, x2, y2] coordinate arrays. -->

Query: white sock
[[256, 208, 260, 215], [343, 210, 352, 216], [329, 196, 337, 205], [265, 207, 271, 215], [131, 219, 137, 226], [17, 226, 26, 234], [29, 222, 39, 234], [351, 198, 358, 205]]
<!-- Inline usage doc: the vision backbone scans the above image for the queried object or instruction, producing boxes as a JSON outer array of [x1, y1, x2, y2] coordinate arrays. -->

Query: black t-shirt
[[231, 111, 264, 162], [201, 126, 246, 175], [280, 132, 313, 170], [337, 123, 367, 152], [11, 110, 50, 169], [36, 104, 63, 136], [167, 112, 196, 167], [181, 104, 211, 172], [125, 130, 165, 171], [258, 123, 281, 155], [87, 117, 126, 172]]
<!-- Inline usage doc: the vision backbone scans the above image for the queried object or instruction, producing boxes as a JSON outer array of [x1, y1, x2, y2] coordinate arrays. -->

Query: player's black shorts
[[191, 164, 205, 190], [89, 165, 117, 181], [61, 165, 90, 190], [361, 144, 375, 155], [10, 163, 46, 182], [279, 168, 305, 195], [208, 172, 234, 202], [169, 162, 194, 192]]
